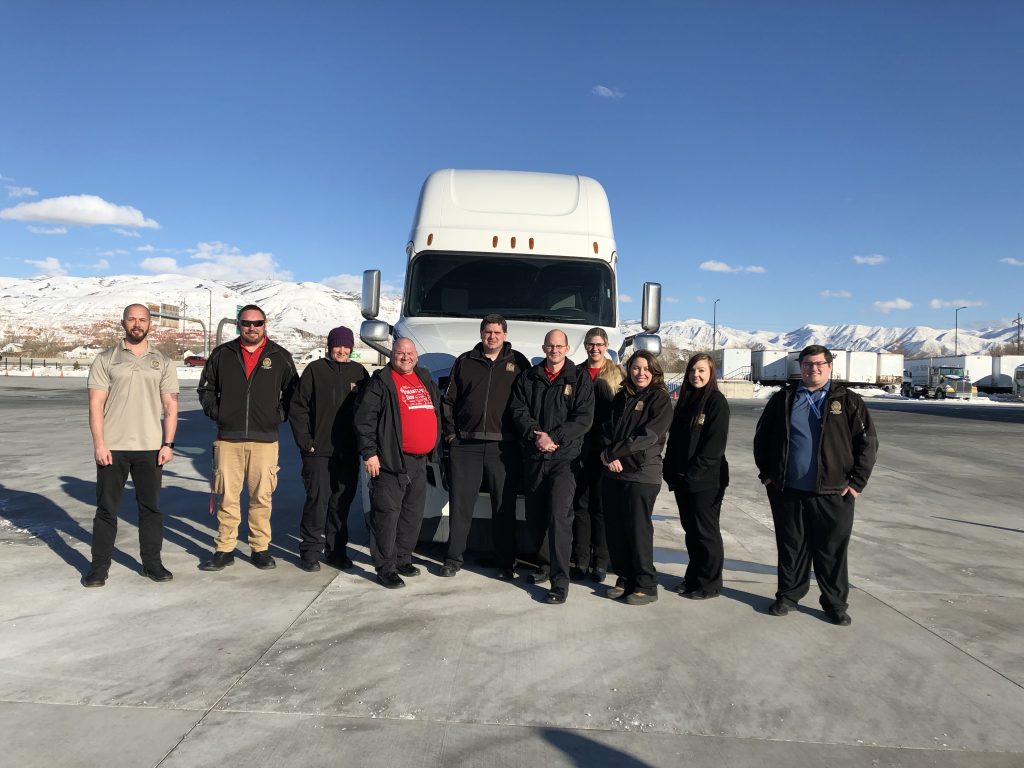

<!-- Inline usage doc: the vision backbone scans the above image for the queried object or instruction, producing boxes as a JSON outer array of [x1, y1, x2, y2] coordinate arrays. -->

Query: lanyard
[[804, 389, 826, 420]]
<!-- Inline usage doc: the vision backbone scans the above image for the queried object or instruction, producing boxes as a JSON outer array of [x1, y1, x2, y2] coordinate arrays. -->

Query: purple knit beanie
[[327, 326, 355, 349]]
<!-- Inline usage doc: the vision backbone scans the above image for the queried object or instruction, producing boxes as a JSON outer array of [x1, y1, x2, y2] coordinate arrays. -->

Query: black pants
[[92, 450, 163, 571], [767, 486, 854, 612], [571, 454, 609, 571], [368, 454, 427, 575], [604, 478, 660, 593], [445, 439, 522, 569], [674, 485, 726, 594], [299, 454, 359, 562], [524, 458, 576, 592]]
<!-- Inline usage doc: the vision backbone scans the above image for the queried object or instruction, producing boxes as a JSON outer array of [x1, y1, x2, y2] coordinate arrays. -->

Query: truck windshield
[[405, 251, 616, 326], [938, 367, 965, 376]]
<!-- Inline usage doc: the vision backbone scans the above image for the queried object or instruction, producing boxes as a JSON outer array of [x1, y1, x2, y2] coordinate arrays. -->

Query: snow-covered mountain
[[0, 274, 1016, 357]]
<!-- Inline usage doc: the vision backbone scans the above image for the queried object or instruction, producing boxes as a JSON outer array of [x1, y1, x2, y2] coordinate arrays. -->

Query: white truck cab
[[358, 168, 661, 543]]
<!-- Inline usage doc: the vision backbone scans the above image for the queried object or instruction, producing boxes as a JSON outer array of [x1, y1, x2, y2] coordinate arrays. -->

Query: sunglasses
[[238, 319, 265, 328]]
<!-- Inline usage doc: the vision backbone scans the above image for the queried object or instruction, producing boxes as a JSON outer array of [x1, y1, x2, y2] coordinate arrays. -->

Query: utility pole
[[954, 305, 967, 357], [1015, 313, 1022, 355]]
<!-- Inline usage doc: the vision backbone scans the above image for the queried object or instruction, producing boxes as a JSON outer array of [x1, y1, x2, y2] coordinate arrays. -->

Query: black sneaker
[[495, 567, 517, 581], [545, 589, 567, 604], [299, 560, 321, 573], [768, 600, 792, 617], [252, 550, 276, 570], [439, 564, 460, 577], [826, 609, 852, 626], [606, 578, 627, 599], [396, 563, 420, 577], [625, 590, 658, 606], [377, 572, 406, 589], [569, 566, 587, 581], [82, 567, 108, 588], [684, 589, 719, 600], [588, 567, 607, 583], [527, 567, 549, 584], [140, 563, 173, 582], [199, 551, 235, 571]]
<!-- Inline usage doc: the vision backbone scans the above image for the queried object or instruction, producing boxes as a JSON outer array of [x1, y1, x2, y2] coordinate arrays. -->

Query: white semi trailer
[[358, 168, 662, 543], [752, 349, 902, 391]]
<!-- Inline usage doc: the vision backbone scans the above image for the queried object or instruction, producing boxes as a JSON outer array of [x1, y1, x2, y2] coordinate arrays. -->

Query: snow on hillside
[[0, 274, 1016, 357]]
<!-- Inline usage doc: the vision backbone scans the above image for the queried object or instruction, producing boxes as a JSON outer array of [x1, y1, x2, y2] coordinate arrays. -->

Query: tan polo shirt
[[88, 341, 179, 451]]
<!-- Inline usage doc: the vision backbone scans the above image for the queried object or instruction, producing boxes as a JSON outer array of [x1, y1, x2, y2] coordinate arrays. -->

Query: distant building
[[1, 342, 24, 354], [64, 345, 104, 359]]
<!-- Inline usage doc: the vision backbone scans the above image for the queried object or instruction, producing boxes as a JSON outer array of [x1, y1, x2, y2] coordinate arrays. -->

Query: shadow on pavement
[[542, 728, 655, 767]]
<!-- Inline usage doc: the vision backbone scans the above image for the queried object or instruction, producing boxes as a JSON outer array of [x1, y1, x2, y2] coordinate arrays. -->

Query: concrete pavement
[[1, 379, 1022, 767]]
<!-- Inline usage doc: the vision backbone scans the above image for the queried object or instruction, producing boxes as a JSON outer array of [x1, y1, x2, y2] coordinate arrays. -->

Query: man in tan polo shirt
[[85, 303, 179, 587]]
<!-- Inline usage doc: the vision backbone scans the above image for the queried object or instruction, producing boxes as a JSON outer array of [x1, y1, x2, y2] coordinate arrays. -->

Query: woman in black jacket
[[600, 351, 673, 605], [571, 327, 623, 582], [663, 353, 730, 599]]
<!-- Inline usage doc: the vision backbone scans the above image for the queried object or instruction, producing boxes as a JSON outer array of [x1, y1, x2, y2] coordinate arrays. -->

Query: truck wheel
[[935, 389, 945, 400], [901, 385, 910, 398]]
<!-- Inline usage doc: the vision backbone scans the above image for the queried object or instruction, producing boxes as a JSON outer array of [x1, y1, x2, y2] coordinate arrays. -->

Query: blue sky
[[1, 1, 1021, 332]]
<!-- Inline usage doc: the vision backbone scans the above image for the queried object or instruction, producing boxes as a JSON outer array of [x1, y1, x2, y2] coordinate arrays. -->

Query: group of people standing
[[84, 303, 877, 625]]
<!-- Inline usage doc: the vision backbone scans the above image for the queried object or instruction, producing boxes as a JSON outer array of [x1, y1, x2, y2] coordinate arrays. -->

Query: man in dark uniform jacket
[[289, 325, 368, 571], [509, 329, 594, 604], [754, 344, 878, 626], [355, 338, 441, 589], [440, 314, 531, 579], [198, 304, 297, 572]]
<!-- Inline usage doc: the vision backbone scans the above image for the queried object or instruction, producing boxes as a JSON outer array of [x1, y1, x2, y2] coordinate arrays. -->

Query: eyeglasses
[[543, 344, 568, 351], [800, 360, 830, 370], [238, 319, 265, 328], [585, 342, 606, 349]]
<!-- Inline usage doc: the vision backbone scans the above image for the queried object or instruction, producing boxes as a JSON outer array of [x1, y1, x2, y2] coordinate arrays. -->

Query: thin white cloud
[[695, 296, 705, 304], [592, 85, 625, 99], [853, 254, 886, 265], [96, 249, 130, 257], [140, 241, 292, 281], [137, 244, 155, 252], [873, 297, 912, 313], [929, 298, 984, 310], [321, 273, 363, 292], [0, 194, 160, 229], [112, 227, 142, 238], [1000, 257, 1024, 266], [618, 293, 633, 303], [25, 257, 67, 275], [0, 172, 12, 182], [28, 225, 67, 235], [6, 186, 38, 198], [820, 289, 852, 298], [92, 258, 110, 270], [699, 260, 765, 274], [665, 296, 679, 304]]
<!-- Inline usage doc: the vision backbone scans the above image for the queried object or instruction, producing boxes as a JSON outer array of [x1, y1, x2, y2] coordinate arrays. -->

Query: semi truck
[[358, 168, 661, 543], [902, 358, 972, 399]]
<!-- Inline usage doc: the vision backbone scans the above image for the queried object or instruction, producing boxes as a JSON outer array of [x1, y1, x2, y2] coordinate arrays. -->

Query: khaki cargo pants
[[212, 440, 279, 553]]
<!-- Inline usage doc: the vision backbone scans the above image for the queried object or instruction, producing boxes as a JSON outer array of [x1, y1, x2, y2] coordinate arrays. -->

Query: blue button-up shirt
[[786, 382, 830, 491]]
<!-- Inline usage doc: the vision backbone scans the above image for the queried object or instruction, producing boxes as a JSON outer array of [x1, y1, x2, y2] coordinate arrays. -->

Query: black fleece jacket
[[753, 382, 878, 494], [288, 358, 369, 457], [601, 385, 673, 484], [198, 338, 297, 442], [509, 359, 594, 463], [442, 341, 531, 442], [663, 388, 731, 492], [355, 364, 441, 474]]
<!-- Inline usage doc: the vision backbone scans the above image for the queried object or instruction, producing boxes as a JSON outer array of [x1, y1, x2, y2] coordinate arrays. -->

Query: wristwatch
[[162, 442, 175, 449]]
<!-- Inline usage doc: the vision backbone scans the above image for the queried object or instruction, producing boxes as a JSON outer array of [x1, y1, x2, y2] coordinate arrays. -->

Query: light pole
[[954, 305, 967, 357], [712, 298, 720, 351], [205, 287, 213, 357]]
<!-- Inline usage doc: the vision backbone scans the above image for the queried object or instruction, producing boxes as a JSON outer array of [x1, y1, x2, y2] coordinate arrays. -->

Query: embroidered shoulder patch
[[830, 401, 842, 415], [506, 362, 516, 372], [262, 358, 272, 369], [150, 360, 161, 369]]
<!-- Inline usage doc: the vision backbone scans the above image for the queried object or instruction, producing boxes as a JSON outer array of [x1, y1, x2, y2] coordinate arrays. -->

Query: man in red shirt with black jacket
[[197, 304, 297, 572], [355, 338, 442, 589], [440, 314, 531, 580], [509, 329, 594, 604]]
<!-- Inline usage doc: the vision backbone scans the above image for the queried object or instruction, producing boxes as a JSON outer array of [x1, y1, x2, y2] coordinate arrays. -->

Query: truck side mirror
[[633, 333, 661, 356], [641, 282, 661, 333], [361, 269, 381, 320]]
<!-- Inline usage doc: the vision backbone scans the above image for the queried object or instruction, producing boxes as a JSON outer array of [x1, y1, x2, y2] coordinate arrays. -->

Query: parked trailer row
[[749, 349, 903, 391], [905, 354, 1024, 394]]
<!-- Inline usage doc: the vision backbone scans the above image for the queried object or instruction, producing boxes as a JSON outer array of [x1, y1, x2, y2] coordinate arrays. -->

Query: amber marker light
[[492, 236, 498, 248], [529, 237, 535, 250], [593, 241, 599, 254], [510, 236, 517, 248], [427, 233, 433, 245]]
